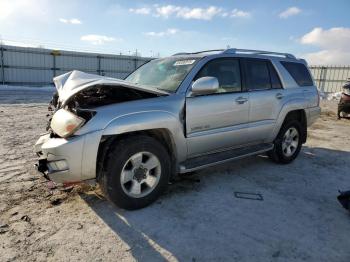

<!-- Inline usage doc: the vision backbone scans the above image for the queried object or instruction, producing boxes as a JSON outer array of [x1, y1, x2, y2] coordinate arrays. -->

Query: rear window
[[281, 61, 313, 86]]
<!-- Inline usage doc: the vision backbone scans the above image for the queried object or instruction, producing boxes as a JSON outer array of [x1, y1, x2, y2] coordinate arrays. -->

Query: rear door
[[243, 58, 286, 143], [186, 58, 250, 157]]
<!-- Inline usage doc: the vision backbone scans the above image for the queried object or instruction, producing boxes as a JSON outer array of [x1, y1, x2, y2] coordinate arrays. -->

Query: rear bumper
[[34, 130, 102, 184], [306, 106, 321, 126]]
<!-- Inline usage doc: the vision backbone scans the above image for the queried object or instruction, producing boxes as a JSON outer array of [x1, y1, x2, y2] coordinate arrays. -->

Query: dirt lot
[[0, 90, 350, 262]]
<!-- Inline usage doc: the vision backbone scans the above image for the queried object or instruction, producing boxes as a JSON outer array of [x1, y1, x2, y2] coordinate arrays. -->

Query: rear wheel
[[268, 120, 302, 164], [99, 135, 171, 210]]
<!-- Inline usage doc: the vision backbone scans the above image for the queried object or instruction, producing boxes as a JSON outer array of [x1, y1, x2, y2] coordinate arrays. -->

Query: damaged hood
[[53, 70, 168, 104]]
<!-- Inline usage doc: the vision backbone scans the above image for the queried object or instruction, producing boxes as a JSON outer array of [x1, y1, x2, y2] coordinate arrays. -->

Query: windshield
[[125, 57, 199, 92]]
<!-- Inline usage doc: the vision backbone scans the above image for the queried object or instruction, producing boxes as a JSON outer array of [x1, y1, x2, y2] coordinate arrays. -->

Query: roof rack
[[223, 48, 296, 59], [172, 48, 296, 59], [172, 49, 224, 56]]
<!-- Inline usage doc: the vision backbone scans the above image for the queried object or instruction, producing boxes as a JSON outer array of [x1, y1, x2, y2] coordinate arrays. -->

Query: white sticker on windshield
[[174, 60, 196, 66]]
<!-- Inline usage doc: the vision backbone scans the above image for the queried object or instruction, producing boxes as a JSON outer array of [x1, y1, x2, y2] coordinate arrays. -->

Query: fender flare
[[102, 110, 187, 162], [269, 98, 307, 141]]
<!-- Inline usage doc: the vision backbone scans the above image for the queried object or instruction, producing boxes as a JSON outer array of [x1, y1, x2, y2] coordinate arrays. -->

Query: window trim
[[191, 57, 245, 96], [267, 61, 283, 89]]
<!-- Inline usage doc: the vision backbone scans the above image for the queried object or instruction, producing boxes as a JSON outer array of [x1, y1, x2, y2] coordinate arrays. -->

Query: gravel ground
[[0, 89, 350, 262]]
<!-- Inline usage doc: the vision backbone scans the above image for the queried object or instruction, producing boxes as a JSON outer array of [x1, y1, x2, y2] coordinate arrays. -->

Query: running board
[[179, 143, 274, 173]]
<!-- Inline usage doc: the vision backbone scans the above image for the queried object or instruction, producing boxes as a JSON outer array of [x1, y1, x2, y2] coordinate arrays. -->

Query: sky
[[0, 0, 349, 65]]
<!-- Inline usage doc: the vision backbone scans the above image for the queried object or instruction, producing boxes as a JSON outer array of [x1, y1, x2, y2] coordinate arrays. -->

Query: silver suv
[[35, 48, 320, 209]]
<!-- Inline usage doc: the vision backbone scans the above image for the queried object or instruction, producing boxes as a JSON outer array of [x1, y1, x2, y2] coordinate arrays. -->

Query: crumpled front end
[[34, 70, 167, 184]]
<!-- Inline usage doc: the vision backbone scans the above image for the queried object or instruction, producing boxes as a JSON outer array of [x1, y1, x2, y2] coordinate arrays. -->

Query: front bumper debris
[[35, 158, 49, 178], [34, 130, 102, 184], [34, 133, 85, 184]]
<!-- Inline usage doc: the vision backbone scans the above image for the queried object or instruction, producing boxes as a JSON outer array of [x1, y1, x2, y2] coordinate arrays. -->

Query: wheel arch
[[96, 128, 178, 182], [284, 109, 307, 143], [272, 107, 307, 143]]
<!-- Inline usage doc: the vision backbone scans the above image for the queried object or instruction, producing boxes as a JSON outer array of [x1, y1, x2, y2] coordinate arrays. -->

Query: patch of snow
[[327, 92, 342, 101]]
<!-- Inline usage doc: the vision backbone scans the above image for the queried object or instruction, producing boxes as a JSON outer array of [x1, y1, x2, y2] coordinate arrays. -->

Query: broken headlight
[[50, 109, 86, 138]]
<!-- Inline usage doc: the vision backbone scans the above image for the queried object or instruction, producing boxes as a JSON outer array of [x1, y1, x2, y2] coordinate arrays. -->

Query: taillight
[[50, 109, 85, 138]]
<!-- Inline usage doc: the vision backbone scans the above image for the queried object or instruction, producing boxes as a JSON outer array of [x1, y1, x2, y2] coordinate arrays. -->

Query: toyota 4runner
[[35, 48, 321, 209]]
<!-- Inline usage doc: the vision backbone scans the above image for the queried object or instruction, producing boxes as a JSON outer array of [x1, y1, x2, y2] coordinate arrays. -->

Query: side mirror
[[191, 76, 219, 96]]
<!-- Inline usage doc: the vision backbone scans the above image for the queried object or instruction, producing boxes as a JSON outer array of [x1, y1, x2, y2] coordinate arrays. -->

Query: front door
[[185, 58, 250, 157]]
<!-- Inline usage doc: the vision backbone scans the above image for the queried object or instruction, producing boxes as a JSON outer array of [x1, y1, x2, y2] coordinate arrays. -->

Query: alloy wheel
[[120, 151, 161, 198]]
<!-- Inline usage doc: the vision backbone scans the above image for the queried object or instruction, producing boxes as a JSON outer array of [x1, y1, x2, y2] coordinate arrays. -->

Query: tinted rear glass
[[281, 62, 313, 86]]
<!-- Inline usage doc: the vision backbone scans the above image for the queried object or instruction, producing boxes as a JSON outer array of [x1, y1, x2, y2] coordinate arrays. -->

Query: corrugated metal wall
[[309, 66, 350, 93], [0, 45, 151, 86]]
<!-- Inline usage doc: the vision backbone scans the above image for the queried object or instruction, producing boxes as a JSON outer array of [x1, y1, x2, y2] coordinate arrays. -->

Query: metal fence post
[[97, 55, 101, 75], [51, 50, 61, 80], [134, 57, 137, 70], [0, 45, 5, 85], [53, 54, 56, 78], [319, 66, 327, 92]]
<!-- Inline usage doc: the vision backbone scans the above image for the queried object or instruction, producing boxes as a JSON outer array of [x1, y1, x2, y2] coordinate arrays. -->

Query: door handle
[[275, 93, 284, 99], [235, 97, 248, 104]]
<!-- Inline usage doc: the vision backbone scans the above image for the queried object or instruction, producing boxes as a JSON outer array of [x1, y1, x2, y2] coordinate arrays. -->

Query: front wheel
[[268, 120, 302, 164], [99, 135, 171, 210]]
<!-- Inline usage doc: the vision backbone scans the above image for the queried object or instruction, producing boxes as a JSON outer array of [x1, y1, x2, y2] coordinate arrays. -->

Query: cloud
[[0, 0, 48, 21], [176, 6, 222, 20], [279, 7, 301, 19], [59, 18, 82, 24], [303, 50, 350, 65], [152, 5, 222, 20], [0, 39, 39, 48], [231, 9, 251, 18], [80, 34, 118, 45], [300, 27, 350, 65], [144, 28, 179, 37], [301, 27, 350, 50], [129, 7, 151, 15], [129, 5, 250, 20], [153, 5, 180, 18]]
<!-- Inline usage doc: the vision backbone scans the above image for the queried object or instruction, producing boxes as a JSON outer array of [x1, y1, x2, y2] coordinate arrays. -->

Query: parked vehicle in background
[[35, 48, 320, 209], [338, 79, 350, 119]]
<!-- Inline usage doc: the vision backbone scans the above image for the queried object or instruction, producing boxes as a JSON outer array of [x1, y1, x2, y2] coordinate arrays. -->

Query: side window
[[244, 59, 271, 90], [195, 58, 242, 93], [268, 63, 282, 89], [281, 61, 313, 86]]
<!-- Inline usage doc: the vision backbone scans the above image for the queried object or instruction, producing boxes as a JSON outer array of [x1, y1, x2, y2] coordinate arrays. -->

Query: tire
[[268, 120, 303, 164], [99, 135, 171, 210]]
